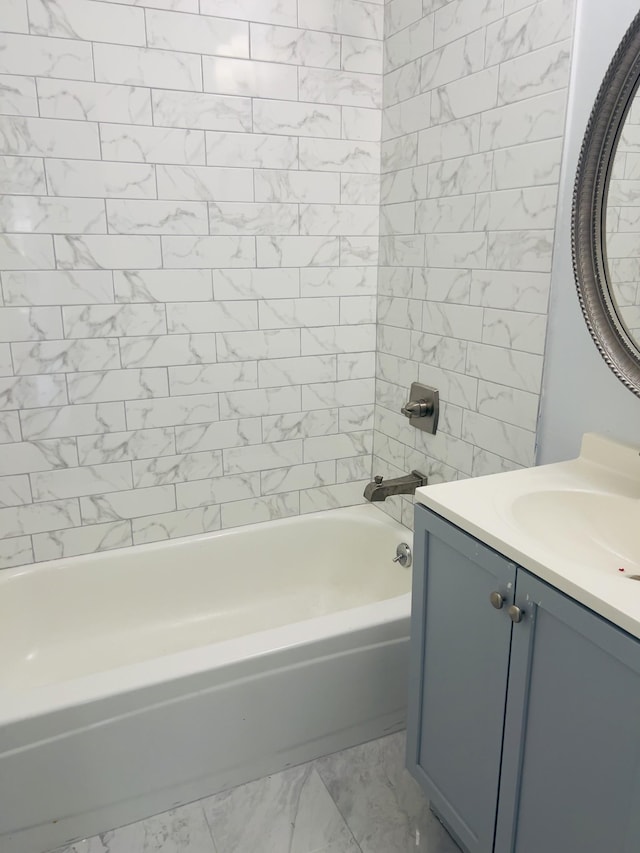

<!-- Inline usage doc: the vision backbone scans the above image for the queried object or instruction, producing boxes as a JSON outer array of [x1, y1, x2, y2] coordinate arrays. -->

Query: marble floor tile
[[53, 802, 218, 853], [314, 733, 460, 853], [202, 764, 361, 853]]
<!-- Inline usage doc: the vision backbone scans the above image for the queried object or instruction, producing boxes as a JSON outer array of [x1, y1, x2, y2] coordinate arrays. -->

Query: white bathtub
[[0, 504, 412, 853]]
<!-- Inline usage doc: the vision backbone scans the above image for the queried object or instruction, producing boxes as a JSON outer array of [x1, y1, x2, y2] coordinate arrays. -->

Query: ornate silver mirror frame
[[573, 10, 640, 398]]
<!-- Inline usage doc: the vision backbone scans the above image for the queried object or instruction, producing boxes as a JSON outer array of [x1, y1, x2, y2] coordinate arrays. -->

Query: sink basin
[[510, 490, 640, 577]]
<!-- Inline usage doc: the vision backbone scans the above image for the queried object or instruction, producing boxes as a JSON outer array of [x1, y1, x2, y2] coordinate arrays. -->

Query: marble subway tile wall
[[374, 0, 577, 525], [0, 0, 383, 568]]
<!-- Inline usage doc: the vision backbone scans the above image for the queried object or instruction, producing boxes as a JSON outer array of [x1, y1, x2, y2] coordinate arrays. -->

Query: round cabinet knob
[[508, 605, 523, 623], [489, 591, 504, 610]]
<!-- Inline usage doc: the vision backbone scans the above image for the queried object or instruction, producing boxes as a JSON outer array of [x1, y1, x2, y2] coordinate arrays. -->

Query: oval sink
[[510, 490, 640, 576]]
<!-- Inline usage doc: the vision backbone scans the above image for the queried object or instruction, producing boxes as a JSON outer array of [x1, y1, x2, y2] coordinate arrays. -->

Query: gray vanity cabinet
[[407, 505, 518, 853], [408, 504, 640, 853]]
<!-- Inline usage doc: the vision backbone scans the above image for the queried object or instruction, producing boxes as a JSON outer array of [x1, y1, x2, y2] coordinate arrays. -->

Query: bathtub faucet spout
[[363, 470, 428, 502]]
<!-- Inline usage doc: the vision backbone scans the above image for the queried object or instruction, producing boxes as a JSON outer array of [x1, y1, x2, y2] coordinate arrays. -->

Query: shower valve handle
[[401, 399, 433, 419]]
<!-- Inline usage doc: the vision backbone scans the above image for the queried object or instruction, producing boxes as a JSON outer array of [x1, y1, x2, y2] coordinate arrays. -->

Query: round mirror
[[605, 86, 640, 349], [573, 10, 640, 397]]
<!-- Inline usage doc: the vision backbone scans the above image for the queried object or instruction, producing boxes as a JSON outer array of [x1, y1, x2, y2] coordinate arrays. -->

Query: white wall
[[0, 0, 383, 568], [537, 0, 640, 464]]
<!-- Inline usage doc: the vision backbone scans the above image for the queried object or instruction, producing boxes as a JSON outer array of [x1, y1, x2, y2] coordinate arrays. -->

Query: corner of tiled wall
[[373, 0, 577, 526], [0, 0, 384, 568]]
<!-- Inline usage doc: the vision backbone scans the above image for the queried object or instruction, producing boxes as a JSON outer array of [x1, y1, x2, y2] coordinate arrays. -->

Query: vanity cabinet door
[[495, 570, 640, 853], [408, 506, 517, 853]]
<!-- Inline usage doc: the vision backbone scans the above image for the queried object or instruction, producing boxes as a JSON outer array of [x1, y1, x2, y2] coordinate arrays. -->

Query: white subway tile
[[20, 402, 125, 440], [152, 90, 252, 133], [0, 115, 100, 158], [176, 473, 260, 508], [67, 369, 169, 404], [255, 169, 340, 204], [299, 138, 380, 173], [253, 99, 342, 138], [31, 462, 133, 501], [299, 480, 366, 513], [219, 386, 300, 419], [0, 155, 46, 195], [257, 235, 340, 267], [302, 377, 375, 409], [203, 56, 298, 100], [46, 159, 157, 199], [213, 268, 299, 300], [175, 417, 261, 453], [206, 131, 298, 169], [343, 106, 381, 141], [217, 329, 299, 361], [81, 485, 175, 523], [4, 0, 29, 33], [0, 474, 31, 508], [259, 298, 339, 329], [0, 196, 106, 235], [125, 393, 219, 429], [251, 23, 340, 68], [28, 0, 146, 44], [132, 451, 222, 487], [146, 8, 249, 57], [0, 74, 37, 116], [223, 439, 302, 473], [132, 507, 221, 545], [434, 0, 503, 48], [33, 520, 132, 561], [0, 234, 54, 270], [220, 491, 299, 528], [262, 409, 338, 442], [93, 43, 202, 92], [200, 0, 297, 26], [120, 333, 217, 368], [62, 304, 166, 338], [38, 78, 152, 125], [100, 124, 205, 166], [169, 361, 257, 395], [163, 235, 256, 268], [0, 498, 80, 537], [107, 200, 209, 236], [300, 204, 379, 236], [0, 306, 61, 341], [0, 32, 93, 79], [261, 461, 335, 494], [77, 428, 175, 465], [157, 165, 254, 202], [301, 324, 376, 355], [300, 67, 381, 109], [300, 267, 377, 297], [258, 354, 336, 387], [342, 35, 383, 73], [298, 0, 383, 39], [304, 431, 371, 462], [54, 235, 162, 270], [114, 270, 212, 303], [12, 338, 120, 374], [209, 202, 299, 236], [0, 437, 76, 475], [0, 411, 22, 443]]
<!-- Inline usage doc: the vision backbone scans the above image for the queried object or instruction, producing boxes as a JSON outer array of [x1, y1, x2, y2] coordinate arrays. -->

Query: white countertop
[[414, 433, 640, 640]]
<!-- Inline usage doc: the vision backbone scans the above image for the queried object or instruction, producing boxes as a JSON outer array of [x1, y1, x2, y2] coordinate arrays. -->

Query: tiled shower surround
[[0, 0, 578, 566], [374, 0, 576, 525], [0, 0, 384, 566]]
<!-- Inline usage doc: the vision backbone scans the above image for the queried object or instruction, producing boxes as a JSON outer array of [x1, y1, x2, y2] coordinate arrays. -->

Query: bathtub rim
[[0, 505, 411, 729]]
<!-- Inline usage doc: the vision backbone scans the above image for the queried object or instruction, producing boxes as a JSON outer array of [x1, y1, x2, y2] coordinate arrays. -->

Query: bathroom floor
[[52, 732, 460, 853]]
